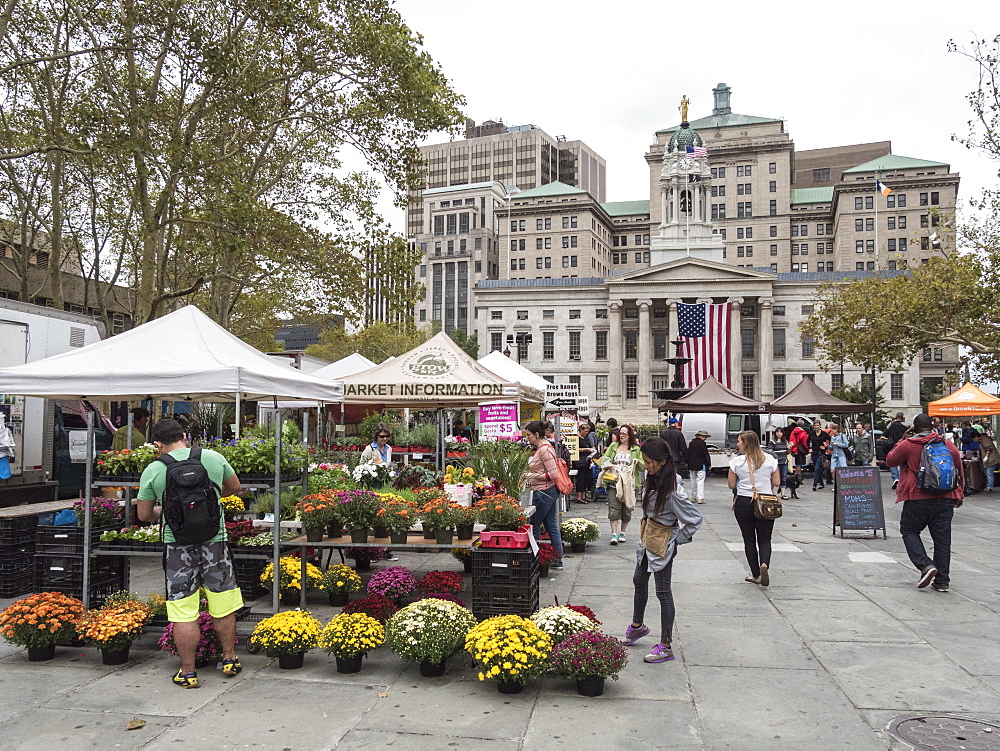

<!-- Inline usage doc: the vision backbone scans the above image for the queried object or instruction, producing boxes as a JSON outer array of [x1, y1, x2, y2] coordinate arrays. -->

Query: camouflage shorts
[[163, 541, 238, 601]]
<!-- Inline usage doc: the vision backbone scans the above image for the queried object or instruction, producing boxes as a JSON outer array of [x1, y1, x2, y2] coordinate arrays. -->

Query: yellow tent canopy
[[928, 382, 1000, 417]]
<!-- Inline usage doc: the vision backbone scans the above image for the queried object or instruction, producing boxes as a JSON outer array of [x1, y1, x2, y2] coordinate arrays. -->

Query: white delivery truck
[[677, 412, 814, 451], [0, 300, 114, 505]]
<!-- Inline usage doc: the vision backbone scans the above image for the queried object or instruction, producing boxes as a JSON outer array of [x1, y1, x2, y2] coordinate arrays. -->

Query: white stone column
[[759, 297, 774, 401], [667, 300, 679, 343], [660, 187, 669, 227], [637, 299, 653, 409], [693, 180, 700, 223], [672, 184, 679, 225], [729, 297, 743, 392], [608, 300, 624, 410]]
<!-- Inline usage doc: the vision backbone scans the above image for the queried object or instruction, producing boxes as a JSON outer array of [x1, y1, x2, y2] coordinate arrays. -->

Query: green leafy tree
[[446, 327, 479, 359], [822, 381, 889, 430], [306, 321, 431, 364]]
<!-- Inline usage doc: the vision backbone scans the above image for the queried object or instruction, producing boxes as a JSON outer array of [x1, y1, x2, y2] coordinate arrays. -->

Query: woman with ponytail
[[728, 431, 781, 586], [623, 437, 703, 664]]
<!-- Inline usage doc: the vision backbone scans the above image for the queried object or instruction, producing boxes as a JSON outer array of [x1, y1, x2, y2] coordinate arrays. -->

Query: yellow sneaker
[[172, 669, 200, 689], [221, 658, 242, 677]]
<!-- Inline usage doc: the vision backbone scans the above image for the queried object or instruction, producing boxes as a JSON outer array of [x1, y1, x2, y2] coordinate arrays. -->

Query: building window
[[596, 308, 608, 319], [769, 162, 777, 174], [419, 309, 426, 322], [923, 348, 932, 362], [625, 375, 638, 400], [491, 310, 502, 320], [543, 331, 554, 360], [595, 330, 608, 359], [654, 330, 668, 359], [865, 196, 873, 210], [542, 309, 554, 319], [813, 168, 830, 182], [569, 331, 581, 360], [596, 374, 608, 400], [741, 328, 755, 359], [802, 336, 815, 358], [769, 225, 778, 237], [890, 373, 904, 400], [569, 309, 581, 319], [897, 194, 907, 207], [490, 332, 502, 352], [831, 373, 844, 391], [742, 374, 755, 399], [773, 374, 786, 397], [934, 348, 943, 362], [517, 310, 528, 320], [773, 328, 786, 358], [624, 308, 638, 319], [624, 330, 637, 359], [770, 244, 778, 256], [769, 200, 777, 216]]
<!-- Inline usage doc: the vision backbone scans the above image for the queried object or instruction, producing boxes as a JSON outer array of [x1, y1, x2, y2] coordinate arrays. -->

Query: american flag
[[686, 145, 708, 157], [678, 302, 731, 388]]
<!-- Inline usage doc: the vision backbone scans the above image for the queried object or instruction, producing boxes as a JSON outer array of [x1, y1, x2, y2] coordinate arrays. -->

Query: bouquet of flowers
[[416, 570, 463, 596], [418, 497, 465, 531], [375, 494, 418, 532], [550, 631, 628, 680], [474, 494, 527, 531], [344, 546, 386, 564], [319, 564, 362, 595], [76, 597, 152, 651], [530, 606, 597, 645], [99, 526, 162, 543], [319, 613, 384, 658], [352, 462, 396, 489], [294, 493, 339, 530], [251, 610, 322, 656], [341, 594, 398, 624], [452, 504, 478, 527], [260, 556, 324, 593], [465, 614, 553, 685], [73, 497, 123, 529], [566, 604, 601, 625], [158, 611, 228, 664], [386, 599, 476, 664], [560, 517, 601, 543], [220, 495, 247, 518], [366, 566, 416, 600], [537, 544, 562, 568], [333, 489, 382, 529], [0, 592, 85, 647]]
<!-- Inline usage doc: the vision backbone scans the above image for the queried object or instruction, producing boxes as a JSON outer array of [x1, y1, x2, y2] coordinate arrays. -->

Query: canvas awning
[[769, 377, 872, 414], [0, 306, 344, 402], [928, 382, 1000, 417], [478, 350, 550, 393], [660, 376, 769, 414], [272, 353, 379, 409], [339, 332, 544, 408]]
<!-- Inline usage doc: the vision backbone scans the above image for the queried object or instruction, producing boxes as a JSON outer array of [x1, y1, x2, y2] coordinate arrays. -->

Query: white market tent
[[478, 349, 549, 393], [271, 352, 379, 410], [0, 306, 344, 402], [339, 331, 545, 408]]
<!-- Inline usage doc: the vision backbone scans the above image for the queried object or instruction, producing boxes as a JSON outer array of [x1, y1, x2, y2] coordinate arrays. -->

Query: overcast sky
[[380, 0, 996, 233]]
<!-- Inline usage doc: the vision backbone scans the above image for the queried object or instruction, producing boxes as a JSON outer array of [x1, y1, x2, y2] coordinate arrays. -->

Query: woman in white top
[[728, 430, 781, 587], [360, 424, 393, 465]]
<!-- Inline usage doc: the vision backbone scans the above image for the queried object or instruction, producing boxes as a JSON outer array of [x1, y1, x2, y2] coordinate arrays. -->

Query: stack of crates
[[232, 549, 270, 601], [471, 546, 539, 620], [34, 524, 127, 607], [0, 516, 37, 599]]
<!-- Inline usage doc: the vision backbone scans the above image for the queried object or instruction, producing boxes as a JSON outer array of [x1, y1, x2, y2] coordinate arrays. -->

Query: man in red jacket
[[886, 413, 965, 592]]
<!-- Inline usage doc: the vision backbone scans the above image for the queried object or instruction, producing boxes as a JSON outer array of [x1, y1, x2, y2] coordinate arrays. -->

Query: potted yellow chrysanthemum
[[464, 614, 553, 694], [250, 610, 322, 670]]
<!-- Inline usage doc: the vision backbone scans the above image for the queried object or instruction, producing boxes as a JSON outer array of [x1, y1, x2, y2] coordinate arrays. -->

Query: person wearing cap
[[686, 430, 712, 504], [659, 418, 688, 469]]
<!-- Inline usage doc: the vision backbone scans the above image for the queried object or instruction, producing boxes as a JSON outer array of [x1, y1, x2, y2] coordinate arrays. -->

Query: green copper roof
[[511, 181, 589, 199], [667, 124, 704, 153], [790, 187, 834, 205], [842, 154, 949, 174], [658, 113, 781, 134], [601, 200, 650, 216]]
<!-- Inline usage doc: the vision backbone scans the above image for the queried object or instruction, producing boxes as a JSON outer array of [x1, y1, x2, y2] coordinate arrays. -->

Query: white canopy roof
[[340, 332, 544, 408], [478, 350, 549, 392], [314, 353, 380, 380], [0, 305, 344, 402]]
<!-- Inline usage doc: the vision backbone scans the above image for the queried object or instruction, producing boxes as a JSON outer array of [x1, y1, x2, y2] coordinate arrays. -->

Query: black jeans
[[899, 498, 954, 586], [632, 551, 675, 645], [733, 496, 774, 578]]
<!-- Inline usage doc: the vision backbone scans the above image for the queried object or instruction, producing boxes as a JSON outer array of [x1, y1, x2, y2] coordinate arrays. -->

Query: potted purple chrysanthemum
[[334, 489, 381, 542], [366, 566, 417, 603], [550, 630, 628, 697]]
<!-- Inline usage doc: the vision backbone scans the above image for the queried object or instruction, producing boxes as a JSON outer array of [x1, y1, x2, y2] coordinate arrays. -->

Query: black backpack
[[159, 447, 221, 544]]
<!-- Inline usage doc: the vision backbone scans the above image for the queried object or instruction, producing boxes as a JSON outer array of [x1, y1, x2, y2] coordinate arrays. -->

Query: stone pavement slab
[[677, 615, 817, 669], [774, 599, 921, 643], [0, 706, 179, 750]]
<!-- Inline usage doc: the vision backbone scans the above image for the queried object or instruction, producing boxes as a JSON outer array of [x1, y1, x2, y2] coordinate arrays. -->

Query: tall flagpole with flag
[[875, 176, 892, 269]]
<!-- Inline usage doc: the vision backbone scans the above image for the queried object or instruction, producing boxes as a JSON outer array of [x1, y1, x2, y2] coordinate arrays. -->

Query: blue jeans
[[777, 462, 788, 489], [890, 465, 900, 482], [813, 457, 826, 487], [987, 466, 996, 490], [531, 484, 563, 557], [899, 498, 953, 586]]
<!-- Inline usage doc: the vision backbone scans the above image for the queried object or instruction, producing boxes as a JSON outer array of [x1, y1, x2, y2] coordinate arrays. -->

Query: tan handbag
[[748, 458, 782, 520]]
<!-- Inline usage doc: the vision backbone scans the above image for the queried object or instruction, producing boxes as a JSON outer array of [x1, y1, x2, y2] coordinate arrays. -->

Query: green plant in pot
[[550, 630, 628, 697], [466, 437, 531, 496], [386, 598, 477, 677], [319, 612, 385, 674], [333, 489, 381, 542], [319, 564, 362, 607], [375, 494, 418, 544], [419, 497, 465, 544], [474, 494, 527, 532], [294, 494, 338, 542], [560, 518, 601, 552]]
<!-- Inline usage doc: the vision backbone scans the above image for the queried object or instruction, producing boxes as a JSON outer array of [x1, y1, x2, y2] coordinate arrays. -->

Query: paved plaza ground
[[1, 471, 999, 750]]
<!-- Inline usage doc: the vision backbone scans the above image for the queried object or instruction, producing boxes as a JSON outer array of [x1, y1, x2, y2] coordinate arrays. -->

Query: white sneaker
[[618, 532, 627, 543]]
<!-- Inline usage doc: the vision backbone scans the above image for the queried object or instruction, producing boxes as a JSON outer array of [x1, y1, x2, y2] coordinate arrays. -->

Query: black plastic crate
[[36, 525, 116, 554], [233, 555, 269, 601], [35, 572, 128, 606], [0, 516, 38, 546], [0, 571, 34, 599], [34, 553, 125, 587], [472, 589, 539, 620], [472, 548, 539, 587], [0, 550, 34, 578], [1, 541, 35, 561]]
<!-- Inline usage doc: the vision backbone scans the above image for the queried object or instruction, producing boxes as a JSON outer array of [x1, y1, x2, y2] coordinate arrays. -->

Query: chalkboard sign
[[833, 466, 887, 539]]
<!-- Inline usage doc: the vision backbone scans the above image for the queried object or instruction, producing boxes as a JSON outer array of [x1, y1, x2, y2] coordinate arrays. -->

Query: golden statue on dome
[[680, 95, 690, 123]]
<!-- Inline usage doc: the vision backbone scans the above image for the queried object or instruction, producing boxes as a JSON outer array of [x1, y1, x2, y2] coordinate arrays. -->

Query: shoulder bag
[[748, 457, 782, 520]]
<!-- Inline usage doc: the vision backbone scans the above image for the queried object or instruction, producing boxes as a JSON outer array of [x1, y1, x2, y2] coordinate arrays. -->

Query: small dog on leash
[[784, 467, 803, 499]]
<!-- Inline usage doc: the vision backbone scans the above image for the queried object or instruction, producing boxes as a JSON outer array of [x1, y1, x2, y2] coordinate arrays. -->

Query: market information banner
[[833, 466, 887, 539], [478, 402, 520, 440]]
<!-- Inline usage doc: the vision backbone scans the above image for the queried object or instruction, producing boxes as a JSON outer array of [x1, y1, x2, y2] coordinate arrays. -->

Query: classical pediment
[[608, 257, 776, 286]]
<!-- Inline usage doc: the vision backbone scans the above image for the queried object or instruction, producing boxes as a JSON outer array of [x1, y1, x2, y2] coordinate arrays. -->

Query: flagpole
[[874, 171, 880, 269]]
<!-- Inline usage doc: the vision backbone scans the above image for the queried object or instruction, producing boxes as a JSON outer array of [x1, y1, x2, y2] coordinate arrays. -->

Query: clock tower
[[649, 98, 724, 265]]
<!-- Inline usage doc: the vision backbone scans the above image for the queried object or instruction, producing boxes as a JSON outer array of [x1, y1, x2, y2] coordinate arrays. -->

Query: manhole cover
[[888, 715, 1000, 750]]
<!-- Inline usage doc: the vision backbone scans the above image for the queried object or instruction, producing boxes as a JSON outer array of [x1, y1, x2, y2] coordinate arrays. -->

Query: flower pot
[[463, 558, 473, 574], [422, 527, 435, 540], [101, 646, 130, 665], [349, 528, 369, 544], [278, 652, 305, 670], [446, 451, 467, 458], [389, 530, 409, 545], [497, 679, 524, 695], [456, 523, 475, 540], [27, 644, 56, 662], [373, 526, 390, 539], [327, 524, 344, 539], [305, 527, 324, 542], [576, 675, 605, 697], [539, 563, 550, 578], [328, 592, 350, 607], [419, 658, 447, 677], [280, 591, 300, 606], [434, 528, 454, 545], [355, 559, 371, 572], [570, 541, 587, 554], [336, 654, 363, 674]]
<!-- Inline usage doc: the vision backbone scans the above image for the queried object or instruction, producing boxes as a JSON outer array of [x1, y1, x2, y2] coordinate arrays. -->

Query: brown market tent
[[769, 377, 872, 414], [660, 376, 770, 414]]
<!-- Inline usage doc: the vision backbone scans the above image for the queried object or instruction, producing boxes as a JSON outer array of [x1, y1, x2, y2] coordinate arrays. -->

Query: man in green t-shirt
[[111, 407, 149, 451], [137, 418, 243, 689]]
